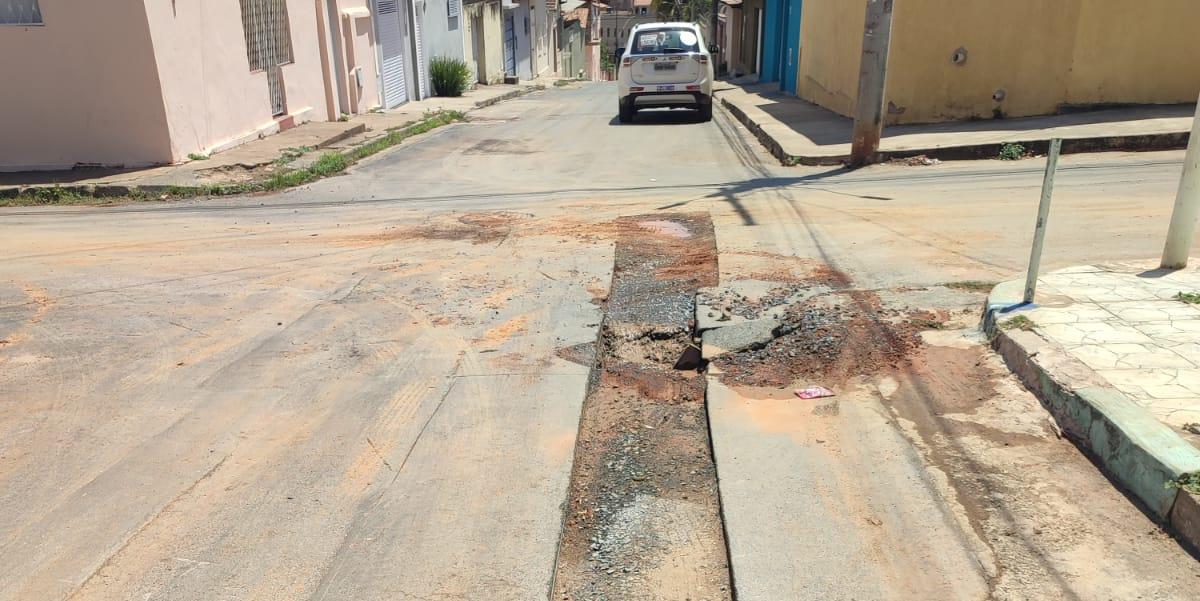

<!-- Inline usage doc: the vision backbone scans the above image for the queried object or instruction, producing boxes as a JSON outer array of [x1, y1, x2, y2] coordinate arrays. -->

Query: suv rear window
[[629, 27, 700, 55]]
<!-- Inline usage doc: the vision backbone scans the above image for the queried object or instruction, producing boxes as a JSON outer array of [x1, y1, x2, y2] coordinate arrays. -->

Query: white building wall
[[419, 0, 466, 61]]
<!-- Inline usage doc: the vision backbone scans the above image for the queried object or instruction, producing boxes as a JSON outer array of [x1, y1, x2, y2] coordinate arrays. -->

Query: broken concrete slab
[[696, 279, 832, 333], [701, 318, 782, 359]]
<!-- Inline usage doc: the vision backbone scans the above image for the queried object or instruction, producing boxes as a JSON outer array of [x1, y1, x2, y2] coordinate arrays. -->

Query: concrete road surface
[[2, 82, 1198, 600]]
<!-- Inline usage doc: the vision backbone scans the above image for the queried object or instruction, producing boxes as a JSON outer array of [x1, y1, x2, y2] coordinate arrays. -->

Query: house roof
[[632, 0, 652, 6]]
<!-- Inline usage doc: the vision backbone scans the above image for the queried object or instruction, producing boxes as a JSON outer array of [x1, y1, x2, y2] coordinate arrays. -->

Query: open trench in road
[[552, 213, 732, 601], [551, 211, 984, 600]]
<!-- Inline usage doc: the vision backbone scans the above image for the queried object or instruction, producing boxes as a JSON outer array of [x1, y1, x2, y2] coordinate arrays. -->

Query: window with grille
[[1, 0, 42, 25], [239, 0, 294, 71]]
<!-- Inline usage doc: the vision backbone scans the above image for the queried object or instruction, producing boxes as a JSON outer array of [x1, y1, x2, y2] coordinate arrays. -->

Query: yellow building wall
[[1066, 3, 1199, 107], [795, 0, 864, 117], [796, 0, 1200, 125]]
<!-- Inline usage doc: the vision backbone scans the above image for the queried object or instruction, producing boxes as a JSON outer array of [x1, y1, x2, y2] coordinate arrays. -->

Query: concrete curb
[[982, 283, 1200, 550], [473, 84, 544, 109], [717, 94, 1190, 167]]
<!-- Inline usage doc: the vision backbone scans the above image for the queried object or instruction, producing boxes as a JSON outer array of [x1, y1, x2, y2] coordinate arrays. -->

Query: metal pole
[[1161, 95, 1200, 269], [848, 0, 894, 167], [1024, 138, 1063, 304]]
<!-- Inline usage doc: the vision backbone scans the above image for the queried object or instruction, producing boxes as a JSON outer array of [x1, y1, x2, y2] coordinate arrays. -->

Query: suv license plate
[[657, 85, 675, 92], [653, 63, 677, 71]]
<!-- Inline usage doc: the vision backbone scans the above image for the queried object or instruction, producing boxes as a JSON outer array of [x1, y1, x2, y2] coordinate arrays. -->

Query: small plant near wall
[[430, 57, 471, 97], [187, 153, 209, 161], [1176, 291, 1200, 305], [998, 142, 1026, 161]]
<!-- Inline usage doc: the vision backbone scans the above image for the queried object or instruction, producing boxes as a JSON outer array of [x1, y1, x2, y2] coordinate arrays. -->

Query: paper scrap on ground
[[795, 386, 835, 399]]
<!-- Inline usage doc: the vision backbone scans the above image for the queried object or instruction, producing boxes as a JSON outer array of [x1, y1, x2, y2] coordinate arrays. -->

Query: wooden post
[[848, 0, 894, 167]]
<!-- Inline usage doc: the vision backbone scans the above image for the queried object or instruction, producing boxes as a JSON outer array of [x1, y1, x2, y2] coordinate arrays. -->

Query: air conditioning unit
[[501, 0, 519, 8]]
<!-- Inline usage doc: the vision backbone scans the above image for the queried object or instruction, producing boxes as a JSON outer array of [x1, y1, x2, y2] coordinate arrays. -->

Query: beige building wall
[[464, 1, 506, 86], [797, 0, 1200, 125], [336, 3, 382, 115], [0, 0, 172, 170], [479, 1, 506, 84], [737, 0, 764, 76]]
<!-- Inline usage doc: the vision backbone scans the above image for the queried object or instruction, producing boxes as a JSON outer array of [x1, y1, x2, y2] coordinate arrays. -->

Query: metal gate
[[240, 0, 294, 116], [503, 12, 516, 75], [376, 0, 410, 108], [411, 0, 429, 99]]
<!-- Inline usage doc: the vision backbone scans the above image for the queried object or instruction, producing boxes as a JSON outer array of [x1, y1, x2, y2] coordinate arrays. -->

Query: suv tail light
[[695, 54, 709, 64], [622, 56, 632, 67]]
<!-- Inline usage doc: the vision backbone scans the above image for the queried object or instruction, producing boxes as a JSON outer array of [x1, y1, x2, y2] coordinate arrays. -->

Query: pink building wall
[[329, 1, 382, 117], [0, 0, 173, 170], [143, 0, 333, 162], [0, 0, 382, 171]]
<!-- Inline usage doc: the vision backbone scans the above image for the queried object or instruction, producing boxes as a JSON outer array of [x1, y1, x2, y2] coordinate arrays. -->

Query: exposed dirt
[[877, 335, 1200, 600], [712, 290, 922, 388], [337, 211, 529, 246], [554, 213, 731, 601]]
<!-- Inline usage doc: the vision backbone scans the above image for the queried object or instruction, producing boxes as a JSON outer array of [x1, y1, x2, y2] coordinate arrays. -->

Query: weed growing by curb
[[1168, 472, 1200, 494], [909, 318, 946, 330], [187, 153, 209, 161], [999, 142, 1026, 160], [944, 280, 999, 293], [1176, 292, 1200, 305], [275, 146, 315, 166], [1001, 315, 1036, 331]]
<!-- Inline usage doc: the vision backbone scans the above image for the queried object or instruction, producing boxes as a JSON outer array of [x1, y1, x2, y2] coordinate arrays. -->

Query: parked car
[[616, 22, 716, 123]]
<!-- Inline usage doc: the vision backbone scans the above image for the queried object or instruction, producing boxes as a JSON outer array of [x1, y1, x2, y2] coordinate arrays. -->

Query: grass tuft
[[1176, 291, 1200, 305], [998, 142, 1025, 161], [943, 280, 999, 293], [430, 57, 471, 97], [1001, 315, 1036, 332], [1168, 472, 1200, 494]]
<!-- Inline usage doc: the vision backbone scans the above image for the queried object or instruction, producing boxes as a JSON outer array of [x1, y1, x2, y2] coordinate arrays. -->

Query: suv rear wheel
[[698, 99, 713, 122], [619, 99, 636, 123]]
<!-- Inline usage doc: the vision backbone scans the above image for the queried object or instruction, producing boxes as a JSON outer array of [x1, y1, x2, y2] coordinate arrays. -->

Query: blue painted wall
[[781, 0, 802, 93], [759, 0, 801, 92], [759, 0, 784, 83]]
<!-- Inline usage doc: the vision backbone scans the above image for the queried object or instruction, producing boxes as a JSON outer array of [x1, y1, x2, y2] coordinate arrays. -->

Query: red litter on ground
[[795, 387, 835, 399]]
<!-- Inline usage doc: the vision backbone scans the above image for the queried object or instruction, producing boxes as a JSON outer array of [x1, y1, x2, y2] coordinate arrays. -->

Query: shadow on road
[[608, 108, 707, 126]]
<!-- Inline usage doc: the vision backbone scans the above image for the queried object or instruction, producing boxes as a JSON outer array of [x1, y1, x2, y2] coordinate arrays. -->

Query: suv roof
[[631, 22, 699, 32]]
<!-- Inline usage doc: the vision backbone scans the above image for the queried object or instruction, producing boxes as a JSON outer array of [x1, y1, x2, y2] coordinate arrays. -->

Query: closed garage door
[[376, 0, 409, 108]]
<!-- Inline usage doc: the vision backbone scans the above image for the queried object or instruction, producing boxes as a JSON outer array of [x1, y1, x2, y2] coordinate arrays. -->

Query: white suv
[[616, 22, 716, 123]]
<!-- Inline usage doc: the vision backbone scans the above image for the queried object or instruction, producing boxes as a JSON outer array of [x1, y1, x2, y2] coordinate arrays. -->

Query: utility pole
[[848, 0, 894, 167], [710, 0, 720, 54], [1161, 95, 1200, 269]]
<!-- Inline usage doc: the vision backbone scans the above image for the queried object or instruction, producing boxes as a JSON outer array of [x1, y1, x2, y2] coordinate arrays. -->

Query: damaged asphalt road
[[3, 83, 1200, 601]]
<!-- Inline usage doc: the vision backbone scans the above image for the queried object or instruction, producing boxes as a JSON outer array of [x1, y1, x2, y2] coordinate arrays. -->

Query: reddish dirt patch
[[337, 211, 527, 246], [810, 264, 854, 288]]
